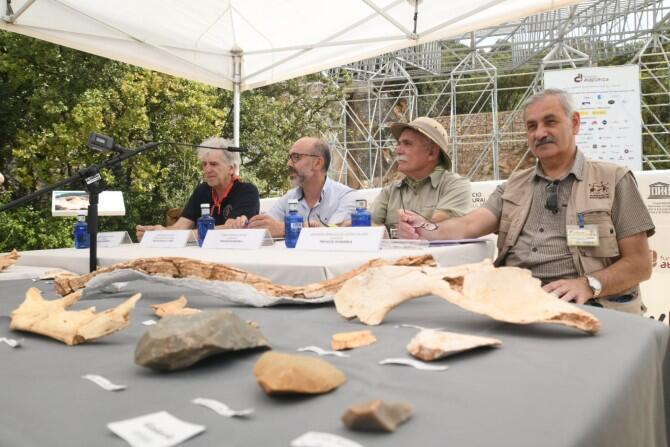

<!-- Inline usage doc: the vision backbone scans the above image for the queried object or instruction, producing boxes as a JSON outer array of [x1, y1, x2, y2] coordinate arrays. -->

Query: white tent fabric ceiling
[[1, 0, 586, 91]]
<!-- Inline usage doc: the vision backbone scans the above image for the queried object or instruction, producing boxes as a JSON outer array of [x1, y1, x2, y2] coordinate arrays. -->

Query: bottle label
[[290, 222, 303, 230]]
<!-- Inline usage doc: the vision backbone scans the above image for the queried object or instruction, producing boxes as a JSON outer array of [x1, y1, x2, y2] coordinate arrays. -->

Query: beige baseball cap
[[390, 117, 451, 169]]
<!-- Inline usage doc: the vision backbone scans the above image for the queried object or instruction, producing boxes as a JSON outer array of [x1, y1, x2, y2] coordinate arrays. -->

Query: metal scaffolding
[[326, 0, 670, 185]]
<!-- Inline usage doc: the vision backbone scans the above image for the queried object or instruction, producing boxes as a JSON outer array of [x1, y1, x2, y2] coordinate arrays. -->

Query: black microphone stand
[[0, 141, 160, 273]]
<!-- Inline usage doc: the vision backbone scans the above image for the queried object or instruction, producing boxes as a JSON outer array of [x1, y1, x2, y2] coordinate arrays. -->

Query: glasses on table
[[288, 153, 320, 163], [545, 181, 560, 214], [399, 188, 439, 231]]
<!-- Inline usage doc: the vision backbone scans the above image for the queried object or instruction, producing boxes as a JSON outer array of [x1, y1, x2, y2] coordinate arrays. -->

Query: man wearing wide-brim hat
[[371, 117, 471, 232]]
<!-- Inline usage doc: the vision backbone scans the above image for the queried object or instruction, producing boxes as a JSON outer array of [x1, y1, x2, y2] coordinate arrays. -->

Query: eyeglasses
[[399, 187, 439, 231], [307, 207, 329, 227], [288, 153, 320, 163], [545, 181, 560, 214]]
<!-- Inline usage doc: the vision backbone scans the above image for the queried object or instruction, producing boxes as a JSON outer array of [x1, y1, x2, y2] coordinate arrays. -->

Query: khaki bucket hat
[[390, 117, 451, 169]]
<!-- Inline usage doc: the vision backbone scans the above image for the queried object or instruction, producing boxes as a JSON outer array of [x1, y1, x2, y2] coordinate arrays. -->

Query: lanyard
[[211, 177, 238, 216]]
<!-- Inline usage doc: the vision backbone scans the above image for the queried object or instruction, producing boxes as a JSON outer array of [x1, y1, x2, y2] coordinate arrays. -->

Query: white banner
[[544, 65, 642, 171]]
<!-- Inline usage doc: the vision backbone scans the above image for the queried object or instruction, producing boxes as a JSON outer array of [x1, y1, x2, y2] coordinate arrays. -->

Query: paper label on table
[[140, 230, 191, 248], [191, 398, 253, 418], [107, 411, 205, 447], [202, 229, 272, 250], [297, 346, 349, 358], [82, 374, 127, 391], [291, 431, 363, 447], [98, 231, 132, 247], [142, 319, 158, 326], [394, 323, 445, 331], [295, 227, 384, 252], [0, 337, 21, 348], [379, 358, 448, 371]]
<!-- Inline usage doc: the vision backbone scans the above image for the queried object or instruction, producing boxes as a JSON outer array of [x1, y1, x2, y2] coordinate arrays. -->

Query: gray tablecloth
[[1, 278, 668, 447]]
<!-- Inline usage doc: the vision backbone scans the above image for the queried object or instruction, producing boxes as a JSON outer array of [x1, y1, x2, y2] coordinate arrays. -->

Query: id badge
[[566, 225, 599, 246]]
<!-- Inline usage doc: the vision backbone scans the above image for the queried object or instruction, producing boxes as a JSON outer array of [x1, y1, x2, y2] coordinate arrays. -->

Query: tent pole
[[232, 51, 242, 146]]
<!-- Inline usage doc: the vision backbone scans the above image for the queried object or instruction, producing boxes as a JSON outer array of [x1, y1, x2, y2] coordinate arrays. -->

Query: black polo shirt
[[181, 181, 260, 225]]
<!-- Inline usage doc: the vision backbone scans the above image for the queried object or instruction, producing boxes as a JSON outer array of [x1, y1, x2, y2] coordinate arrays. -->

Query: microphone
[[86, 132, 248, 153]]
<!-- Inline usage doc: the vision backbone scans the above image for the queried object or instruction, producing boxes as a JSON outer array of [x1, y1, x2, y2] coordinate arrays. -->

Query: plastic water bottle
[[351, 199, 372, 227], [73, 214, 90, 249], [284, 199, 303, 248], [197, 203, 215, 247]]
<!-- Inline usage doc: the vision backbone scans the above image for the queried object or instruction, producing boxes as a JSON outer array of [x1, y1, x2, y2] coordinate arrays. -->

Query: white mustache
[[534, 137, 556, 147], [395, 156, 408, 162]]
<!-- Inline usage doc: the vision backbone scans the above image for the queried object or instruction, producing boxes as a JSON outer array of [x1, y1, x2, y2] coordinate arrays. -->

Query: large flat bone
[[438, 267, 600, 334], [53, 255, 436, 300], [334, 262, 600, 334], [10, 287, 141, 345]]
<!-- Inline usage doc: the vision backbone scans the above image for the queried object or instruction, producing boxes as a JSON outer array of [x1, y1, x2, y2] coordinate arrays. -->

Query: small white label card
[[291, 431, 363, 447], [201, 229, 272, 250], [107, 411, 205, 447], [82, 374, 127, 391], [140, 230, 191, 248], [191, 398, 253, 418], [97, 231, 132, 247], [295, 227, 384, 252], [297, 346, 349, 358], [379, 358, 448, 371], [566, 225, 600, 246]]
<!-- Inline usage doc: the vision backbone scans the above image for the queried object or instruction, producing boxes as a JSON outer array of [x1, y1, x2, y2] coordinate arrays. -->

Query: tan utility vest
[[494, 159, 642, 311]]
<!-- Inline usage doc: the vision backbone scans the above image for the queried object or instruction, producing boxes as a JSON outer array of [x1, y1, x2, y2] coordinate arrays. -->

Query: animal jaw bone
[[10, 288, 141, 345], [53, 255, 436, 300], [334, 261, 600, 334]]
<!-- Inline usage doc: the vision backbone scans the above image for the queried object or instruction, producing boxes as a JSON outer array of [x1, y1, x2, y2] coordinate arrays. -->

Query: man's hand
[[135, 224, 166, 241], [543, 277, 593, 304], [397, 210, 424, 239], [220, 216, 248, 229], [247, 214, 284, 237]]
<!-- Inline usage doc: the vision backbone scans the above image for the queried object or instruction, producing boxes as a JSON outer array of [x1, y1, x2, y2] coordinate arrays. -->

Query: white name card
[[97, 231, 132, 247], [140, 230, 191, 248], [107, 411, 205, 447], [295, 227, 384, 252], [201, 229, 273, 250]]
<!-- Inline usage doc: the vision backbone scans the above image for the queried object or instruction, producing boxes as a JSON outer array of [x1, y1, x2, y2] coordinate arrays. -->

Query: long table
[[9, 240, 495, 284], [1, 278, 668, 447]]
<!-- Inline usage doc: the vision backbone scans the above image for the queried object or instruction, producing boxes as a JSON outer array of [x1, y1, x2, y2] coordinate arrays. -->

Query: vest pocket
[[577, 210, 619, 258]]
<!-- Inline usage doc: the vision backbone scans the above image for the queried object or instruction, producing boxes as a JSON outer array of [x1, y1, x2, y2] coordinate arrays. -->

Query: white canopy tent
[[1, 0, 585, 143]]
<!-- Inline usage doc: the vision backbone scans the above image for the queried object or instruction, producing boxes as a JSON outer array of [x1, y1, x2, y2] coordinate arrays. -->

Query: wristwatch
[[586, 275, 602, 298]]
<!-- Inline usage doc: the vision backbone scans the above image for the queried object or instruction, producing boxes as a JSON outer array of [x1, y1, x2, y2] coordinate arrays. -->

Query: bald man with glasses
[[248, 137, 358, 237], [398, 89, 654, 315]]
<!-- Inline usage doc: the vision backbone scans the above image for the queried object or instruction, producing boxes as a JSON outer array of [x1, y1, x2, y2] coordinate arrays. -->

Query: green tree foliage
[[0, 31, 342, 252]]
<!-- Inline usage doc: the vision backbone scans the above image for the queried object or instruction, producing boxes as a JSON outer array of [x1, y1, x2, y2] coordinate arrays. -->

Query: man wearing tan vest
[[398, 89, 654, 314]]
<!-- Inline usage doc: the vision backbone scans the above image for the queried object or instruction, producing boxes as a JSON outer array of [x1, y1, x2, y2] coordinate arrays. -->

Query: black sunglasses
[[545, 181, 560, 214]]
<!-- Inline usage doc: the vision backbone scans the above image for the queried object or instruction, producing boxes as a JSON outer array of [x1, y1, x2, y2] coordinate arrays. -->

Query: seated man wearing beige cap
[[371, 117, 471, 234]]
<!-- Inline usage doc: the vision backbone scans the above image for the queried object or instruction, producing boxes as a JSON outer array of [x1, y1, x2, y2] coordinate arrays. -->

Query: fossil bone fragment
[[342, 399, 414, 432], [0, 249, 19, 272], [407, 329, 502, 361], [331, 330, 376, 350], [151, 296, 201, 318], [253, 351, 346, 395], [53, 255, 436, 305], [334, 261, 599, 334], [10, 288, 141, 345]]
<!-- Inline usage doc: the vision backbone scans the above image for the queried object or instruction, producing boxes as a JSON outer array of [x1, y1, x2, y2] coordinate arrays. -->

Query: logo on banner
[[573, 73, 609, 83], [648, 182, 670, 199], [588, 181, 610, 199]]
